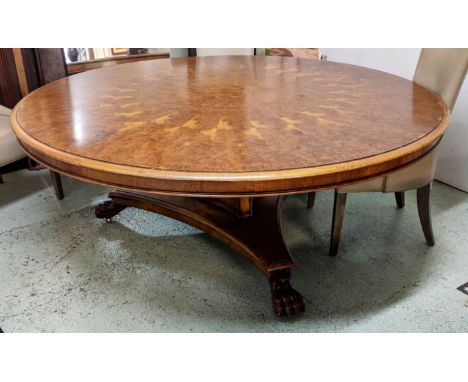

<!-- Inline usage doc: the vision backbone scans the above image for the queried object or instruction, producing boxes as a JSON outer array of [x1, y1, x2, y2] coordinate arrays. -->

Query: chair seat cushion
[[338, 145, 439, 193], [0, 105, 12, 117], [0, 113, 26, 166]]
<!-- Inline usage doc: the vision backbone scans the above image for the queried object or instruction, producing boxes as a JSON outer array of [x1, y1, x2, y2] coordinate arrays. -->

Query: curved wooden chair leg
[[395, 191, 405, 208], [417, 183, 435, 246], [307, 192, 316, 209], [330, 190, 347, 256], [50, 170, 64, 200]]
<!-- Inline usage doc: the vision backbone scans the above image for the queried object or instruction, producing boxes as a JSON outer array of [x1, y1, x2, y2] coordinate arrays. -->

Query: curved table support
[[95, 191, 305, 317]]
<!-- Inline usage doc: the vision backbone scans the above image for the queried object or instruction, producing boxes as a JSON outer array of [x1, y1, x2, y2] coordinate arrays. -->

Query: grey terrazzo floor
[[0, 169, 467, 332]]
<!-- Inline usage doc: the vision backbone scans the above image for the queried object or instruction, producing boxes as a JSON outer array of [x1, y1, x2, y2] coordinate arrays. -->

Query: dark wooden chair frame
[[308, 184, 435, 256]]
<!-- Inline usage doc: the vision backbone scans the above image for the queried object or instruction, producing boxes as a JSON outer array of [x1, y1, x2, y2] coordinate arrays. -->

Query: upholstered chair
[[0, 105, 26, 184], [308, 48, 468, 256]]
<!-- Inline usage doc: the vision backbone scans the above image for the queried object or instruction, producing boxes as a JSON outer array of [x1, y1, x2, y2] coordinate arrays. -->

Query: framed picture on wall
[[111, 48, 128, 56], [264, 48, 321, 59]]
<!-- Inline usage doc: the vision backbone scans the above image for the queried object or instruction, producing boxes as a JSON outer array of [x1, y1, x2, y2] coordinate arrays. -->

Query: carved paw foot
[[95, 200, 126, 221], [270, 271, 305, 317]]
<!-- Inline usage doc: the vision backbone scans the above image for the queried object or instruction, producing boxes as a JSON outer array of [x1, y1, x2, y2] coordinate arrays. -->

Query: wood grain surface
[[10, 56, 449, 196]]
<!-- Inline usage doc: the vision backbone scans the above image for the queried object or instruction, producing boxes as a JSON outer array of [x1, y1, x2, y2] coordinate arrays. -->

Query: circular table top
[[11, 56, 449, 196]]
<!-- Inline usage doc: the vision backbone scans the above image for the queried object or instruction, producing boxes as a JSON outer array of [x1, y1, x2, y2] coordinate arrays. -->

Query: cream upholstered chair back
[[328, 49, 468, 256], [338, 48, 468, 194], [1, 105, 25, 171], [0, 105, 11, 117], [413, 48, 468, 112]]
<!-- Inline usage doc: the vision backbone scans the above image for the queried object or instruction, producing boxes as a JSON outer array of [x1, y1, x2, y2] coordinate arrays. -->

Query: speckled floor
[[0, 169, 467, 332]]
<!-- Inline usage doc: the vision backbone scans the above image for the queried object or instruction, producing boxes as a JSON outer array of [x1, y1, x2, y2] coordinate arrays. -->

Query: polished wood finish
[[10, 56, 449, 317], [395, 191, 405, 208], [12, 49, 42, 95], [330, 191, 347, 256], [417, 183, 435, 246], [206, 197, 254, 217], [95, 191, 304, 317], [67, 53, 170, 74], [34, 50, 68, 200], [330, 183, 436, 257], [11, 56, 449, 197], [269, 269, 305, 316], [12, 49, 68, 92], [0, 49, 22, 108], [12, 49, 30, 97], [11, 49, 68, 200], [2, 47, 67, 157]]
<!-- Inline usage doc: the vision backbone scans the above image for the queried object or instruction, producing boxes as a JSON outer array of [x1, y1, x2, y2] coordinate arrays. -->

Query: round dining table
[[10, 56, 449, 317]]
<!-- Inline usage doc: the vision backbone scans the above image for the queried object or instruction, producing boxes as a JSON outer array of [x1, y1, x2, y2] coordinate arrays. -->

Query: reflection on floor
[[0, 169, 467, 332]]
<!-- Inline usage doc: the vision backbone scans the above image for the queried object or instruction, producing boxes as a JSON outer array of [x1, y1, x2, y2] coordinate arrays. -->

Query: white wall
[[435, 79, 468, 191], [320, 48, 421, 79], [320, 48, 468, 191], [169, 48, 188, 58]]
